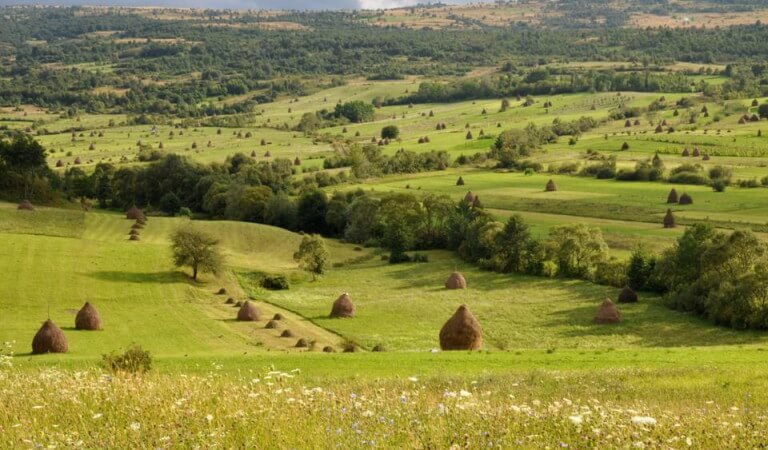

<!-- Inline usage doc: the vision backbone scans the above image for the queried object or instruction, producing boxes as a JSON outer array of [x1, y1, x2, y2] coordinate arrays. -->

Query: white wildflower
[[631, 416, 657, 426], [129, 422, 141, 431], [569, 415, 583, 425], [92, 413, 103, 420]]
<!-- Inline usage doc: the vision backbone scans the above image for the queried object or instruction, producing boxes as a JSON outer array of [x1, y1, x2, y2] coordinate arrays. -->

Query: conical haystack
[[678, 193, 693, 205], [617, 286, 638, 304], [439, 305, 482, 350], [18, 199, 35, 210], [545, 179, 557, 192], [330, 293, 355, 318], [75, 302, 103, 330], [663, 209, 676, 228], [463, 191, 475, 203], [445, 272, 467, 289], [32, 320, 68, 354], [237, 301, 261, 321], [128, 234, 140, 241], [594, 299, 621, 324], [666, 188, 678, 204], [126, 205, 144, 220]]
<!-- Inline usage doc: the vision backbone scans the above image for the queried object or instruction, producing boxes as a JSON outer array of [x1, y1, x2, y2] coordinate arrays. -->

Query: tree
[[492, 214, 542, 274], [170, 227, 223, 281], [335, 101, 375, 123], [297, 189, 328, 233], [293, 234, 328, 280], [758, 103, 768, 119], [159, 192, 182, 216], [381, 125, 400, 139], [545, 224, 608, 278]]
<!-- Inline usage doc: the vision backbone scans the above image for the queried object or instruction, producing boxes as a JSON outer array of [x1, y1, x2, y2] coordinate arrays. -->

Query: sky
[[0, 0, 473, 9]]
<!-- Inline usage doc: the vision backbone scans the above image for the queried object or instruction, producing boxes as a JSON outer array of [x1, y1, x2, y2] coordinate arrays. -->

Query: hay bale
[[439, 305, 482, 351], [463, 191, 475, 203], [692, 147, 701, 157], [126, 206, 144, 220], [225, 297, 235, 304], [372, 344, 386, 352], [265, 320, 279, 329], [666, 188, 679, 204], [237, 301, 261, 321], [128, 234, 140, 241], [128, 229, 140, 236], [545, 179, 557, 192], [342, 342, 358, 353], [280, 329, 295, 338], [75, 302, 103, 330], [216, 288, 228, 295], [681, 148, 690, 157], [273, 313, 284, 320], [617, 286, 638, 304], [295, 338, 309, 348], [234, 301, 243, 307], [32, 320, 68, 354], [594, 299, 621, 324], [663, 209, 676, 228], [702, 154, 711, 161], [17, 200, 34, 211], [131, 222, 143, 230], [293, 156, 301, 166], [456, 176, 465, 186], [445, 272, 467, 290], [330, 293, 355, 318], [322, 346, 335, 353], [679, 193, 693, 205]]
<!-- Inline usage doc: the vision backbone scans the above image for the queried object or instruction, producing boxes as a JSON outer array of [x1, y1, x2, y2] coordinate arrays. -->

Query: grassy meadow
[[4, 66, 768, 446]]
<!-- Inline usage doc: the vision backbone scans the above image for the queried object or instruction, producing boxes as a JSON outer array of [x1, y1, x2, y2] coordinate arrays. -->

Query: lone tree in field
[[170, 227, 223, 281], [380, 125, 399, 140], [293, 234, 328, 280]]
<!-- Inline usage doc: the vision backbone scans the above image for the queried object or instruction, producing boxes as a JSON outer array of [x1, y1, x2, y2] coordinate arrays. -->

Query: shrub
[[380, 125, 399, 140], [262, 275, 290, 290], [101, 345, 152, 374]]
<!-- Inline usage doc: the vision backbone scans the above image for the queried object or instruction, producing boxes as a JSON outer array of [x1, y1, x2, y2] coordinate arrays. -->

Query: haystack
[[330, 293, 355, 318], [131, 222, 143, 230], [17, 200, 34, 211], [129, 229, 140, 236], [663, 209, 676, 228], [234, 301, 243, 307], [545, 179, 557, 192], [456, 176, 465, 186], [216, 287, 228, 295], [322, 346, 335, 353], [295, 338, 309, 348], [237, 301, 261, 321], [439, 305, 482, 351], [75, 302, 103, 330], [265, 320, 279, 329], [463, 191, 476, 203], [128, 234, 140, 241], [225, 297, 235, 304], [681, 148, 690, 157], [445, 272, 467, 289], [679, 193, 693, 205], [32, 320, 68, 354], [617, 286, 638, 304], [666, 188, 679, 204], [280, 329, 295, 338], [372, 344, 386, 352], [702, 154, 711, 161], [594, 299, 621, 324], [692, 147, 701, 157], [273, 313, 284, 320], [126, 205, 144, 220]]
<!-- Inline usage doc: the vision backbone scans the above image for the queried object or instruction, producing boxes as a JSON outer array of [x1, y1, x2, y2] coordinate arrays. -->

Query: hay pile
[[463, 191, 476, 203], [545, 179, 557, 192], [617, 286, 638, 304], [456, 176, 465, 186], [322, 346, 335, 353], [295, 338, 309, 348], [679, 193, 693, 205], [126, 206, 145, 221], [225, 298, 235, 305], [372, 344, 386, 352], [75, 302, 103, 330], [280, 329, 295, 338], [663, 209, 676, 228], [666, 189, 679, 204], [128, 234, 140, 241], [216, 288, 228, 295], [237, 301, 261, 321], [439, 305, 482, 350], [129, 229, 140, 236], [594, 299, 621, 324], [265, 320, 279, 329], [445, 272, 467, 290], [330, 293, 355, 318], [32, 320, 68, 354], [273, 313, 284, 320], [17, 200, 35, 211]]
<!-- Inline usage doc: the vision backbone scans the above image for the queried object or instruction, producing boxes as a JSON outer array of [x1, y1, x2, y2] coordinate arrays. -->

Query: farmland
[[4, 2, 768, 447]]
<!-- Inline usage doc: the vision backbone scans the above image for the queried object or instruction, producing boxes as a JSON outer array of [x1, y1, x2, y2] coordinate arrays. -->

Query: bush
[[668, 171, 709, 185], [593, 259, 629, 288], [380, 125, 400, 139], [712, 179, 727, 192], [262, 274, 290, 290], [101, 345, 152, 374]]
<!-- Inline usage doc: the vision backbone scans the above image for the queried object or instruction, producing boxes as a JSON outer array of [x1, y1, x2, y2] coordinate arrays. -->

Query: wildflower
[[631, 416, 657, 426], [205, 414, 213, 423], [92, 413, 103, 420], [129, 422, 141, 431], [568, 415, 583, 425]]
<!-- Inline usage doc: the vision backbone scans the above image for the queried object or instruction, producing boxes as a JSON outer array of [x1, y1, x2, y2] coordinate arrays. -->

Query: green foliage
[[170, 226, 224, 281], [545, 224, 609, 278], [293, 234, 329, 280], [334, 101, 375, 123], [262, 274, 290, 290], [380, 125, 400, 140]]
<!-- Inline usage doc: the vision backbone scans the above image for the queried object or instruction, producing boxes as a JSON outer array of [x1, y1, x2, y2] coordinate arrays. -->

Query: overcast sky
[[0, 0, 473, 9]]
